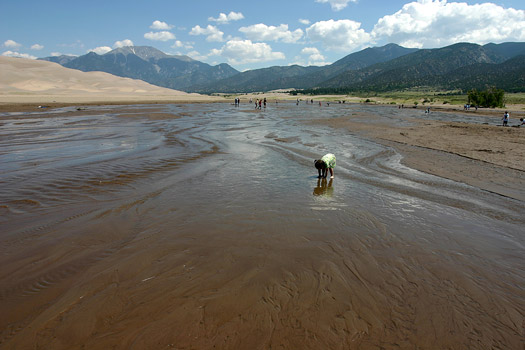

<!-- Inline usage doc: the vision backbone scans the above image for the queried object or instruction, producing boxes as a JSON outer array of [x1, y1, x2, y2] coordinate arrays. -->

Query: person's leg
[[329, 168, 334, 178]]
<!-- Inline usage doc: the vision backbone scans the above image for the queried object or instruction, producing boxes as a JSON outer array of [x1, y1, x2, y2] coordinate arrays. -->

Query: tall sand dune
[[0, 56, 218, 104]]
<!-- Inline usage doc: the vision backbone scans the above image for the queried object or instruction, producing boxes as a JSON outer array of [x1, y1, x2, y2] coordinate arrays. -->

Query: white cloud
[[113, 39, 134, 48], [208, 11, 244, 24], [307, 19, 372, 52], [4, 40, 22, 49], [299, 19, 311, 25], [190, 25, 224, 42], [302, 47, 325, 60], [187, 50, 208, 61], [172, 40, 193, 50], [144, 31, 176, 41], [298, 47, 329, 66], [2, 51, 37, 59], [31, 44, 44, 50], [239, 24, 303, 43], [315, 0, 357, 11], [209, 40, 285, 65], [150, 20, 173, 30], [372, 0, 525, 48], [89, 46, 112, 55]]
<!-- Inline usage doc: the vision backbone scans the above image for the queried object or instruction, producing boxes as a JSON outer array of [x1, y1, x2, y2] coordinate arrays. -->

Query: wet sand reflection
[[313, 178, 334, 197]]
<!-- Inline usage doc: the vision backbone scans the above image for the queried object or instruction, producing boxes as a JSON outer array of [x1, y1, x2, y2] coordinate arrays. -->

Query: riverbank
[[310, 105, 525, 201]]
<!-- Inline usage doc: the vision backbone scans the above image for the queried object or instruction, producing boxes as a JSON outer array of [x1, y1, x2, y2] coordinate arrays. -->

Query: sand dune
[[0, 56, 219, 104]]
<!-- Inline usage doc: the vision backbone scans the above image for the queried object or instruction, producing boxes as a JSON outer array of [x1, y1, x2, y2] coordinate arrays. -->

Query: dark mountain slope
[[42, 46, 239, 91]]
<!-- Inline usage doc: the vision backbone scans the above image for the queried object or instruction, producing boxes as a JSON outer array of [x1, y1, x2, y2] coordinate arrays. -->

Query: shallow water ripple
[[0, 103, 523, 349]]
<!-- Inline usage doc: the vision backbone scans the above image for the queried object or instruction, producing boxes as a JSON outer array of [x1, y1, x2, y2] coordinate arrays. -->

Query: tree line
[[467, 87, 505, 108]]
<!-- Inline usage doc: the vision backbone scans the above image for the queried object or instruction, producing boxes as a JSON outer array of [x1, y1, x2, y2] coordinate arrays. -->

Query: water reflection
[[313, 178, 333, 197]]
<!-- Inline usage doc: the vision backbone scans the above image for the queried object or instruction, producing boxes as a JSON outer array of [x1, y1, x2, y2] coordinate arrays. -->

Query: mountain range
[[40, 42, 525, 94], [41, 46, 239, 91]]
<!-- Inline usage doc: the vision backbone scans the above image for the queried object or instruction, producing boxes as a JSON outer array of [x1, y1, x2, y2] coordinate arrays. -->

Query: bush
[[468, 87, 505, 108]]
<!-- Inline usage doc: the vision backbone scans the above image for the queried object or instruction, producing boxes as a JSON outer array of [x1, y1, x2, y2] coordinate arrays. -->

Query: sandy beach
[[1, 57, 524, 349]]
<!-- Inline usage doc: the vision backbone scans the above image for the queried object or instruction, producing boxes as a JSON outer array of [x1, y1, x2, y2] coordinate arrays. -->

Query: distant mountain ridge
[[191, 43, 418, 93], [40, 42, 525, 93], [311, 42, 525, 93], [40, 46, 239, 90]]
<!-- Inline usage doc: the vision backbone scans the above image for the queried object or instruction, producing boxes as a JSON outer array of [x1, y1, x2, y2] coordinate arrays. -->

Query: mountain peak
[[106, 46, 197, 64], [107, 46, 169, 61]]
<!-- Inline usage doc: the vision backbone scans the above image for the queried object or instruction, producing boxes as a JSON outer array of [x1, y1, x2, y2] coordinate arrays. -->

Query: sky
[[1, 0, 524, 71]]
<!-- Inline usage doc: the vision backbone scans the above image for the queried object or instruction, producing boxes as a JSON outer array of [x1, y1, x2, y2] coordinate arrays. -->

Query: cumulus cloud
[[315, 0, 357, 11], [172, 40, 193, 50], [209, 39, 285, 65], [4, 39, 22, 49], [30, 44, 44, 50], [113, 39, 134, 48], [144, 31, 176, 41], [299, 19, 311, 25], [298, 47, 330, 66], [301, 47, 326, 62], [187, 50, 209, 61], [307, 19, 372, 52], [2, 50, 36, 59], [190, 25, 225, 42], [150, 20, 173, 30], [239, 24, 303, 43], [372, 0, 525, 48], [89, 46, 112, 55], [208, 11, 244, 24]]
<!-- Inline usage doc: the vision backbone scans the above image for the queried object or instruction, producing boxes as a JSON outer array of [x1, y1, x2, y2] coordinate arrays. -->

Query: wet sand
[[0, 103, 524, 349]]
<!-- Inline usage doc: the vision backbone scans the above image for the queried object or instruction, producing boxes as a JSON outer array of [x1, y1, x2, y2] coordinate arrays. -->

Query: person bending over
[[314, 153, 336, 179]]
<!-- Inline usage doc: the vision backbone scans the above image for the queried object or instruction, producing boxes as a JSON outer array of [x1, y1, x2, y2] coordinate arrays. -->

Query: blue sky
[[1, 0, 524, 71]]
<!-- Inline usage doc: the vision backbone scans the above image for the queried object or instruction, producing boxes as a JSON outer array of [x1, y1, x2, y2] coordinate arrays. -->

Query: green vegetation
[[467, 88, 505, 108], [295, 90, 525, 108], [502, 92, 525, 106]]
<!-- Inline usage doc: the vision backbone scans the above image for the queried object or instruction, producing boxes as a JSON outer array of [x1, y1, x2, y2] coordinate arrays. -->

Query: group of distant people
[[464, 104, 478, 111], [252, 98, 266, 109], [296, 98, 334, 107]]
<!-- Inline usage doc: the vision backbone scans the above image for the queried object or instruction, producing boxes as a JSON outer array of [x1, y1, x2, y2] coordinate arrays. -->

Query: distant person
[[258, 99, 262, 109], [263, 98, 267, 108], [255, 99, 258, 109], [520, 117, 524, 126], [314, 153, 336, 179], [502, 111, 509, 126]]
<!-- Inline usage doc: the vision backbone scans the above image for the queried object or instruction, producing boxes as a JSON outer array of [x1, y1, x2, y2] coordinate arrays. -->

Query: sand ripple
[[0, 103, 523, 349]]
